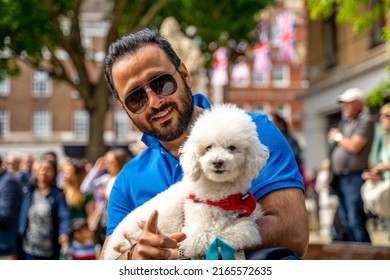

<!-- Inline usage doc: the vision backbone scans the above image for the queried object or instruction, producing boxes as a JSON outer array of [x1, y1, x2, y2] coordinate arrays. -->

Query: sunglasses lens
[[124, 89, 147, 114], [123, 73, 177, 114], [150, 74, 177, 96]]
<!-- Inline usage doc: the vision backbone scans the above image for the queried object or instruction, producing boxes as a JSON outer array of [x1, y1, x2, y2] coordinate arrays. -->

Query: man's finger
[[114, 244, 130, 253], [124, 233, 138, 245], [169, 232, 187, 243], [145, 210, 159, 234]]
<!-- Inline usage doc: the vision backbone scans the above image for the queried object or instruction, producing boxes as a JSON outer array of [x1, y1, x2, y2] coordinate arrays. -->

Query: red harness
[[187, 192, 257, 218]]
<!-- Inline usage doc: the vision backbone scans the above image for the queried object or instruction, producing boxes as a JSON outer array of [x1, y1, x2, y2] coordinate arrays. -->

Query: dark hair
[[71, 219, 89, 236], [269, 112, 289, 135], [109, 148, 130, 169], [33, 158, 58, 188], [104, 28, 182, 100]]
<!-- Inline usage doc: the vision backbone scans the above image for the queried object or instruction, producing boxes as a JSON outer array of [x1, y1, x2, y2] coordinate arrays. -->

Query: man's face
[[341, 100, 362, 119], [112, 45, 194, 142]]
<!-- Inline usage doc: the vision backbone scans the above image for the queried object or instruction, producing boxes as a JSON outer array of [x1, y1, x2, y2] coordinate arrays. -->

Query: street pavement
[[309, 218, 390, 247]]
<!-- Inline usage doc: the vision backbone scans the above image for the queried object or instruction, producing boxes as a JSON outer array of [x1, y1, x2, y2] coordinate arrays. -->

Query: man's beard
[[131, 80, 194, 142]]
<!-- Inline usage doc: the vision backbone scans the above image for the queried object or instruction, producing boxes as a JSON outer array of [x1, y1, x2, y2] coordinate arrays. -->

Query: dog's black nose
[[212, 160, 224, 169]]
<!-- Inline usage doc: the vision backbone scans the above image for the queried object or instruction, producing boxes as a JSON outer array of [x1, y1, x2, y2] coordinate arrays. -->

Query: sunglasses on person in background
[[380, 114, 390, 119], [121, 70, 178, 114]]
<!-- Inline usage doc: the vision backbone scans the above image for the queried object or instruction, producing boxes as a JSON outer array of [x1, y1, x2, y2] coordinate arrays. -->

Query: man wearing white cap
[[328, 88, 374, 243]]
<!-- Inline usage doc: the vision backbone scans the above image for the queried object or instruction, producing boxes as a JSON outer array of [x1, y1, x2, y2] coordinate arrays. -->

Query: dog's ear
[[179, 138, 201, 181], [243, 138, 269, 182]]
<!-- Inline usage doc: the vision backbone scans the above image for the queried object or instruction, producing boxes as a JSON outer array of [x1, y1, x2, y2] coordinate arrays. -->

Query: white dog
[[104, 103, 269, 260]]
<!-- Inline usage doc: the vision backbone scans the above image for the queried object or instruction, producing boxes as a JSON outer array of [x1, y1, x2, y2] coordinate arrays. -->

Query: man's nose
[[146, 87, 164, 109]]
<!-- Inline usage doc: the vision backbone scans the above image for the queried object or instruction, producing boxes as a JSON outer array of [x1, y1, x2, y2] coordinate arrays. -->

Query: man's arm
[[0, 176, 20, 225], [328, 128, 367, 155], [254, 188, 309, 257]]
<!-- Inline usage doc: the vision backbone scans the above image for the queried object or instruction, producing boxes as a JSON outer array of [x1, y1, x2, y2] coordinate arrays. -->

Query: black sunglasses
[[122, 70, 178, 114]]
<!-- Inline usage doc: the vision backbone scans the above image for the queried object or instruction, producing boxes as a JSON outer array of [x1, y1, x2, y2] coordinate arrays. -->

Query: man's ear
[[178, 62, 192, 88]]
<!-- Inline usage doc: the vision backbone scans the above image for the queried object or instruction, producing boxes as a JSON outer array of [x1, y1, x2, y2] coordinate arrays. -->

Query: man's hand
[[130, 210, 186, 260]]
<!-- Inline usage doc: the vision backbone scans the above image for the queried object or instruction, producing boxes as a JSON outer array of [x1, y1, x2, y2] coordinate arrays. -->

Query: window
[[73, 110, 89, 139], [252, 104, 269, 114], [325, 12, 337, 68], [369, 0, 384, 48], [273, 104, 291, 121], [81, 32, 92, 50], [0, 110, 9, 138], [0, 74, 9, 97], [271, 23, 280, 47], [272, 64, 290, 87], [114, 111, 130, 140], [33, 110, 51, 138], [253, 71, 270, 87], [32, 70, 50, 97]]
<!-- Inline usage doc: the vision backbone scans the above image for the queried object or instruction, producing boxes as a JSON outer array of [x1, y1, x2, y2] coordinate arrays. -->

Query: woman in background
[[362, 103, 390, 240], [18, 158, 71, 260], [61, 158, 95, 223]]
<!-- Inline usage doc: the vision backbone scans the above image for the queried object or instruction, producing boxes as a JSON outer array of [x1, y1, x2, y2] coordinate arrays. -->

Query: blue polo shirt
[[106, 94, 304, 235]]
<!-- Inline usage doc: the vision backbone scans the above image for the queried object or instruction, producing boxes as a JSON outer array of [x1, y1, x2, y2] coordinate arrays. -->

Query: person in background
[[328, 88, 374, 243], [99, 28, 308, 260], [315, 158, 339, 239], [362, 103, 390, 240], [67, 219, 97, 260], [80, 148, 130, 247], [5, 153, 22, 178], [18, 158, 71, 260], [0, 155, 22, 260], [268, 112, 306, 186], [40, 151, 63, 187], [61, 158, 95, 223], [19, 153, 35, 187]]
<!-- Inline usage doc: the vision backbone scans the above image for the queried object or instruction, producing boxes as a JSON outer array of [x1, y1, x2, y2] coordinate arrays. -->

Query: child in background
[[67, 219, 97, 260]]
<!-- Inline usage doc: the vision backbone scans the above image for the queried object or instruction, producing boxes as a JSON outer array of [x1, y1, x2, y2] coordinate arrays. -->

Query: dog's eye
[[227, 145, 236, 151], [205, 145, 212, 152]]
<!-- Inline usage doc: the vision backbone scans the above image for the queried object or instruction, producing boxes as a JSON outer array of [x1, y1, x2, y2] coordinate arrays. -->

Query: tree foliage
[[307, 0, 389, 33], [0, 0, 273, 161]]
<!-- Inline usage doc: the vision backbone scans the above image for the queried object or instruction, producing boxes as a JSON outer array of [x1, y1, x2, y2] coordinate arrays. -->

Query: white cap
[[337, 88, 365, 103]]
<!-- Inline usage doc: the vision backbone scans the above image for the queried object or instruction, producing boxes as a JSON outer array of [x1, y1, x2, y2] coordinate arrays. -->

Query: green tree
[[0, 0, 272, 162], [307, 0, 390, 108]]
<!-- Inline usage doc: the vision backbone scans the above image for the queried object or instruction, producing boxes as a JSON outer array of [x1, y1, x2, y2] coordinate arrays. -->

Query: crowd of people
[[0, 148, 132, 260], [271, 88, 390, 244]]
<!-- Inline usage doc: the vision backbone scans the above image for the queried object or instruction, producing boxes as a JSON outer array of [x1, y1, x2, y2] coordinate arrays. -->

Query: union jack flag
[[253, 20, 271, 73], [211, 47, 228, 87], [231, 55, 250, 85], [276, 11, 297, 63]]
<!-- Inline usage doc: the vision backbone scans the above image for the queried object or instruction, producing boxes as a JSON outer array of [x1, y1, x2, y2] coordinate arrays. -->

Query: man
[[100, 28, 309, 260], [328, 88, 374, 242], [0, 155, 22, 259]]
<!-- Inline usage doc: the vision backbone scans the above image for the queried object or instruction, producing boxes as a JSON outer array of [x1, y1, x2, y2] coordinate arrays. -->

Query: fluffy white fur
[[104, 103, 269, 260]]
